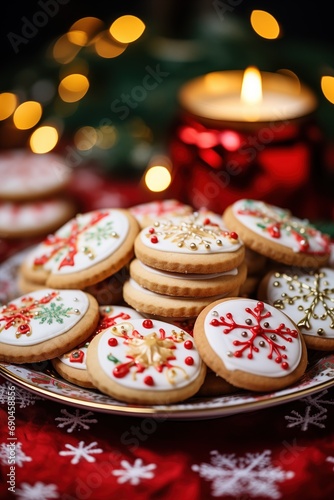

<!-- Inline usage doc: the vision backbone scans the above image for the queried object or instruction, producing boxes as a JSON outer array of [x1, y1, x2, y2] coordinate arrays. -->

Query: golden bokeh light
[[321, 76, 334, 104], [109, 15, 145, 44], [96, 125, 117, 149], [145, 165, 171, 192], [74, 126, 98, 151], [30, 126, 58, 153], [52, 34, 81, 64], [0, 93, 18, 120], [94, 30, 128, 58], [69, 17, 105, 46], [13, 101, 42, 130], [250, 10, 280, 39], [58, 74, 89, 103]]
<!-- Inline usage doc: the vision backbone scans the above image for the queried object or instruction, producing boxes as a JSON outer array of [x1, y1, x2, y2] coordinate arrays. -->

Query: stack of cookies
[[0, 149, 77, 240], [123, 210, 247, 321]]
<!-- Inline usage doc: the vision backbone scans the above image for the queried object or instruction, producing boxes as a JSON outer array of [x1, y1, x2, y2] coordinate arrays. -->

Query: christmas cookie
[[134, 211, 245, 274], [51, 305, 144, 388], [223, 199, 330, 268], [129, 258, 247, 298], [19, 208, 140, 289], [0, 289, 99, 364], [86, 317, 207, 404], [193, 298, 307, 392], [129, 199, 193, 228], [0, 149, 72, 201], [123, 277, 239, 319], [258, 267, 334, 351], [0, 198, 76, 239]]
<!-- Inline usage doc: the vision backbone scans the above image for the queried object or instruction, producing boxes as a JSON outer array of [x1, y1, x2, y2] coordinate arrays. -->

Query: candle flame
[[241, 67, 262, 105]]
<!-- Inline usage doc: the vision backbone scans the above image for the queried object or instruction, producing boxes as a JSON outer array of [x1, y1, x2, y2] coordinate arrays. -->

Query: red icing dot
[[108, 338, 118, 346], [144, 375, 154, 386], [184, 340, 193, 350], [150, 235, 158, 244], [229, 232, 238, 240], [143, 319, 153, 329], [281, 362, 289, 370], [203, 218, 211, 225], [148, 227, 155, 234], [185, 356, 194, 366]]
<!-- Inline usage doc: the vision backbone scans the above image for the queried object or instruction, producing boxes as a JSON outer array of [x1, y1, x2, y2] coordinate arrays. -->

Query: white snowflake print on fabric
[[285, 389, 334, 431], [59, 441, 103, 464], [15, 482, 59, 500], [192, 449, 294, 498], [112, 458, 157, 485], [0, 442, 32, 467], [0, 381, 42, 408], [55, 408, 98, 433]]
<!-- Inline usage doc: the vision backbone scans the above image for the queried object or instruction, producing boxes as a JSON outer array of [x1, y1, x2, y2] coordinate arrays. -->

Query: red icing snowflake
[[210, 301, 299, 370]]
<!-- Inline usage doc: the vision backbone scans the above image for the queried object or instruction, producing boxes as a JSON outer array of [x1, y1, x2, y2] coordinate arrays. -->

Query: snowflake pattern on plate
[[192, 449, 294, 498]]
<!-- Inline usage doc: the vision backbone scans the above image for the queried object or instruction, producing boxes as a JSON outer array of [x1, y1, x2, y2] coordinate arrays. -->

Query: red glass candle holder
[[168, 70, 324, 219]]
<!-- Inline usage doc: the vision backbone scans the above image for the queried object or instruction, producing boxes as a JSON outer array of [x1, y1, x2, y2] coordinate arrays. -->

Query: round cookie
[[193, 297, 308, 392], [0, 289, 99, 364], [129, 258, 247, 298], [223, 199, 330, 268], [0, 198, 76, 239], [134, 211, 245, 274], [129, 199, 193, 229], [258, 267, 334, 351], [86, 317, 207, 404], [123, 277, 240, 319], [51, 305, 144, 388], [19, 208, 140, 289], [196, 368, 238, 397], [0, 149, 72, 201]]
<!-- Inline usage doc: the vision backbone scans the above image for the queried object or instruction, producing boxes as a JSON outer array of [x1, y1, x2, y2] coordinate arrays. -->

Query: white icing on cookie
[[96, 318, 202, 390], [25, 209, 129, 274], [203, 298, 302, 377], [140, 212, 242, 254], [130, 199, 192, 226], [264, 267, 334, 338], [232, 199, 329, 255], [0, 150, 71, 197], [0, 289, 88, 346], [59, 305, 144, 370], [137, 260, 238, 280]]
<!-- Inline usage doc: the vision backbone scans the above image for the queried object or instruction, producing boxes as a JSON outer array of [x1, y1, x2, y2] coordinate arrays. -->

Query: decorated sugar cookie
[[129, 199, 193, 228], [51, 305, 144, 388], [0, 198, 76, 239], [19, 208, 140, 289], [0, 289, 99, 364], [258, 267, 334, 351], [193, 298, 307, 392], [0, 149, 72, 201], [223, 199, 330, 268], [134, 211, 245, 274], [86, 318, 206, 404]]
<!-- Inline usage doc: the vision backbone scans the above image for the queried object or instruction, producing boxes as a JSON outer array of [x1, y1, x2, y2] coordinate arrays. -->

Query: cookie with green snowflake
[[258, 267, 334, 351], [193, 298, 307, 392], [0, 289, 100, 364], [19, 208, 140, 289], [223, 199, 330, 268]]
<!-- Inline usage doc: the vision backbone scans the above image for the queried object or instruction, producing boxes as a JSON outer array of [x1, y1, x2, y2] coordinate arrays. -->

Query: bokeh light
[[250, 10, 280, 39], [30, 126, 59, 153], [109, 15, 145, 44], [0, 93, 17, 120], [13, 101, 42, 130], [145, 165, 171, 192], [69, 17, 105, 46], [94, 31, 128, 58], [58, 74, 89, 103], [52, 34, 81, 64], [321, 75, 334, 104]]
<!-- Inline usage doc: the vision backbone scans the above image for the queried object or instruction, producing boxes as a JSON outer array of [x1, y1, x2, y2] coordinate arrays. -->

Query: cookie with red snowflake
[[258, 267, 334, 351], [0, 289, 99, 364], [193, 298, 307, 392], [86, 318, 207, 404], [19, 208, 140, 289], [51, 305, 144, 388], [223, 199, 330, 268]]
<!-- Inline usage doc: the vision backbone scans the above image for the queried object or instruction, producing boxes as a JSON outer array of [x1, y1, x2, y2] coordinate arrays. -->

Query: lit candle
[[178, 67, 317, 123]]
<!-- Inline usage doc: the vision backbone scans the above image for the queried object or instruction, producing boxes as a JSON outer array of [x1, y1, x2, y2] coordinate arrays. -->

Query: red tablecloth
[[1, 374, 334, 500]]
